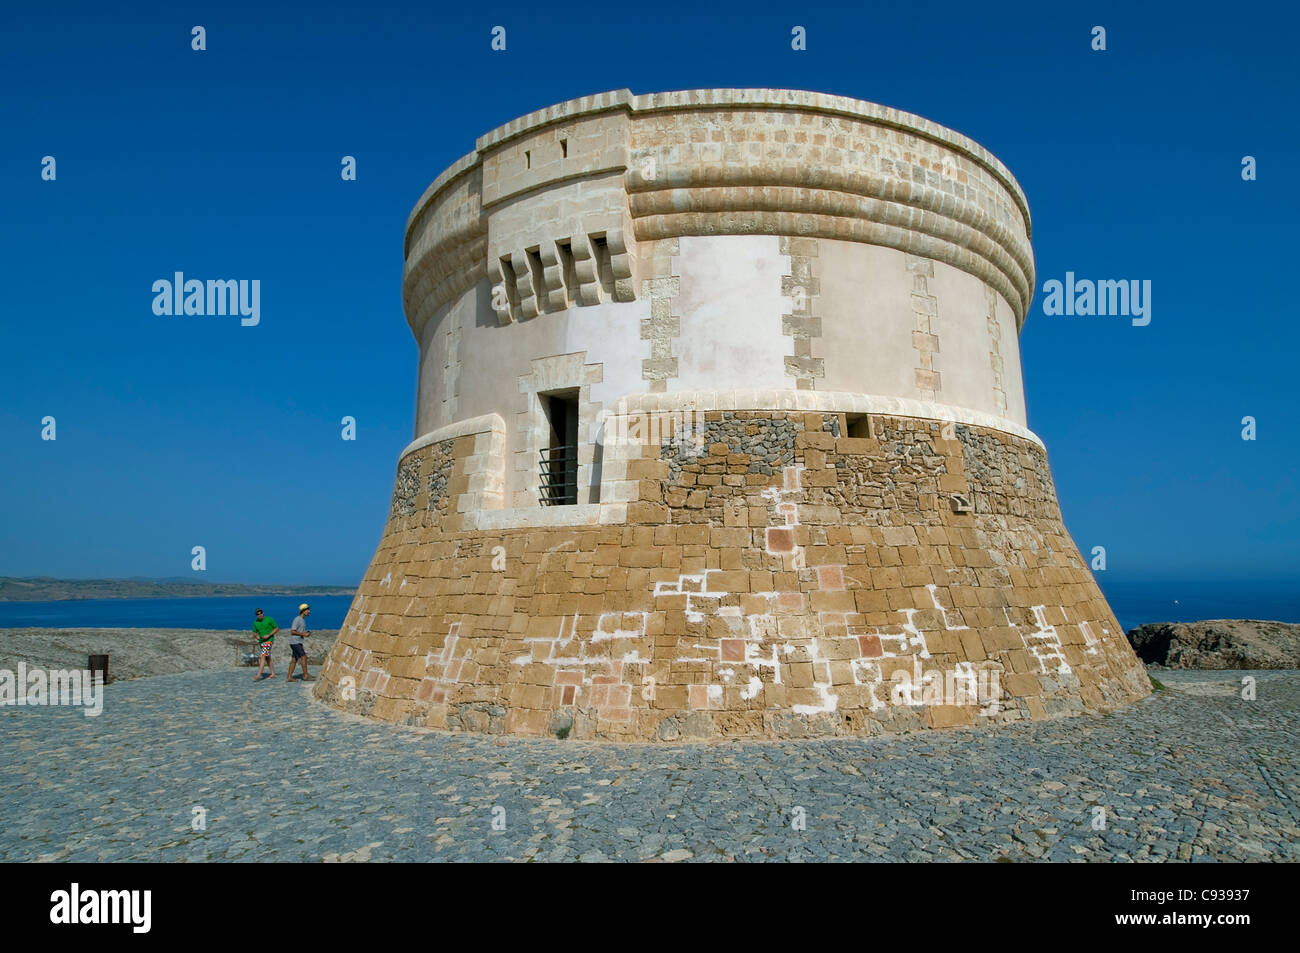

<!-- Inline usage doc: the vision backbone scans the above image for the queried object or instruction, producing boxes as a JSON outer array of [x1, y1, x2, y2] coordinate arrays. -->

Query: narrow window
[[589, 233, 614, 298], [539, 391, 579, 506], [525, 247, 546, 313], [524, 149, 531, 169], [498, 256, 519, 317], [556, 240, 577, 307], [560, 138, 568, 158], [846, 414, 871, 439]]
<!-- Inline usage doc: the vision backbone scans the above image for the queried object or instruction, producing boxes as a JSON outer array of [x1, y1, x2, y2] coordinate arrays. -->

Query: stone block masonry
[[640, 239, 680, 392], [907, 254, 941, 400], [324, 89, 1150, 741], [316, 408, 1149, 741], [781, 237, 823, 390]]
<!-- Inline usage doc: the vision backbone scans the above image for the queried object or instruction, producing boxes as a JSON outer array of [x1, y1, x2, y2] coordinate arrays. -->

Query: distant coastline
[[0, 576, 355, 602]]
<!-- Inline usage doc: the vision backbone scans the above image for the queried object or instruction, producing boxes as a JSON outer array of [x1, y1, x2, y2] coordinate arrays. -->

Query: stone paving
[[1, 669, 1295, 862]]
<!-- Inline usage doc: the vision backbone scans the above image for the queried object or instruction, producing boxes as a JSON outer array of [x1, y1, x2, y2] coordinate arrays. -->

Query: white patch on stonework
[[926, 583, 968, 630], [951, 661, 980, 706], [654, 572, 727, 622], [426, 625, 460, 671], [707, 685, 723, 703], [380, 571, 392, 588], [744, 643, 783, 681], [332, 644, 374, 686], [1079, 620, 1100, 655], [849, 658, 890, 711], [890, 609, 932, 659], [885, 656, 927, 707], [348, 610, 377, 638], [410, 620, 475, 704], [882, 657, 1002, 712], [740, 676, 764, 700], [1015, 606, 1072, 675], [760, 467, 807, 564], [361, 667, 391, 693], [841, 599, 988, 709], [747, 613, 780, 641], [793, 636, 839, 715], [793, 689, 839, 716], [592, 612, 647, 643], [719, 668, 735, 682], [526, 613, 580, 644], [515, 613, 634, 689]]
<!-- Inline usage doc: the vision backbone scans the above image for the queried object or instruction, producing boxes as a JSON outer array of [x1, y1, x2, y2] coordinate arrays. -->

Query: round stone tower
[[315, 88, 1150, 740]]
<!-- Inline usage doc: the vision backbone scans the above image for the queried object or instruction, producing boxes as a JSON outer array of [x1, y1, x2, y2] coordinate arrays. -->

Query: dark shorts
[[290, 643, 307, 659]]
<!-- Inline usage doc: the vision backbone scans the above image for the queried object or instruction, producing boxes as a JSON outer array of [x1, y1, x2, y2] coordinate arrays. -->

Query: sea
[[0, 579, 1295, 634], [0, 595, 357, 631]]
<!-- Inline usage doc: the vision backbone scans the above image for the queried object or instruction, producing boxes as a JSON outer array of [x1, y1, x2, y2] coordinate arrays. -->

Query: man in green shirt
[[252, 608, 278, 681]]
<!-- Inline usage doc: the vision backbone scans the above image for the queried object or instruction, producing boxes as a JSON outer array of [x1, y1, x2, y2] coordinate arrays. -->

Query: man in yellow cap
[[287, 603, 314, 682]]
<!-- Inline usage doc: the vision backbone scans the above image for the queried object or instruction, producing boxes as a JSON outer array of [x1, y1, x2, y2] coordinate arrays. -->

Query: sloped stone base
[[315, 409, 1149, 740]]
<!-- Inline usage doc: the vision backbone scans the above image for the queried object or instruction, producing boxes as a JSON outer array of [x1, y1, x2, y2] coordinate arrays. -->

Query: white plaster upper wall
[[416, 300, 453, 437], [559, 299, 650, 409], [415, 280, 650, 436], [674, 235, 790, 391], [929, 260, 999, 420], [997, 293, 1028, 423], [818, 242, 916, 399], [415, 233, 1031, 442], [817, 240, 1028, 426]]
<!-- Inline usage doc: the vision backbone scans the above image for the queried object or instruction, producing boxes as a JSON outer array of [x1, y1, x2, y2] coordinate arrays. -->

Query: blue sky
[[1, 0, 1296, 586]]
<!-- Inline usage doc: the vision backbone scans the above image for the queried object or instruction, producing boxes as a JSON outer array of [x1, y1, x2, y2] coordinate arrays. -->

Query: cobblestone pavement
[[1, 669, 1295, 862]]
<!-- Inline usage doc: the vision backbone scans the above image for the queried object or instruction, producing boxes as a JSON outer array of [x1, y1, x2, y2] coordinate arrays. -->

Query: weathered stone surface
[[316, 409, 1149, 741], [317, 89, 1151, 741], [1129, 620, 1300, 669]]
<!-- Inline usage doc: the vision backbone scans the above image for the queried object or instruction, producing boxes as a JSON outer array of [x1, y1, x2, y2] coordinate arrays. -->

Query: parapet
[[402, 89, 1035, 340]]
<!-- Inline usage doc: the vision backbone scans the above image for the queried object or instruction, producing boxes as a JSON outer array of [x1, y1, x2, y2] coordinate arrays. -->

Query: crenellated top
[[402, 88, 1036, 338]]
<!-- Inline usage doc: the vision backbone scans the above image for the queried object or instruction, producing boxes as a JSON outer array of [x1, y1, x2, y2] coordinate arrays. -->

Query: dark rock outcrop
[[1127, 620, 1300, 669]]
